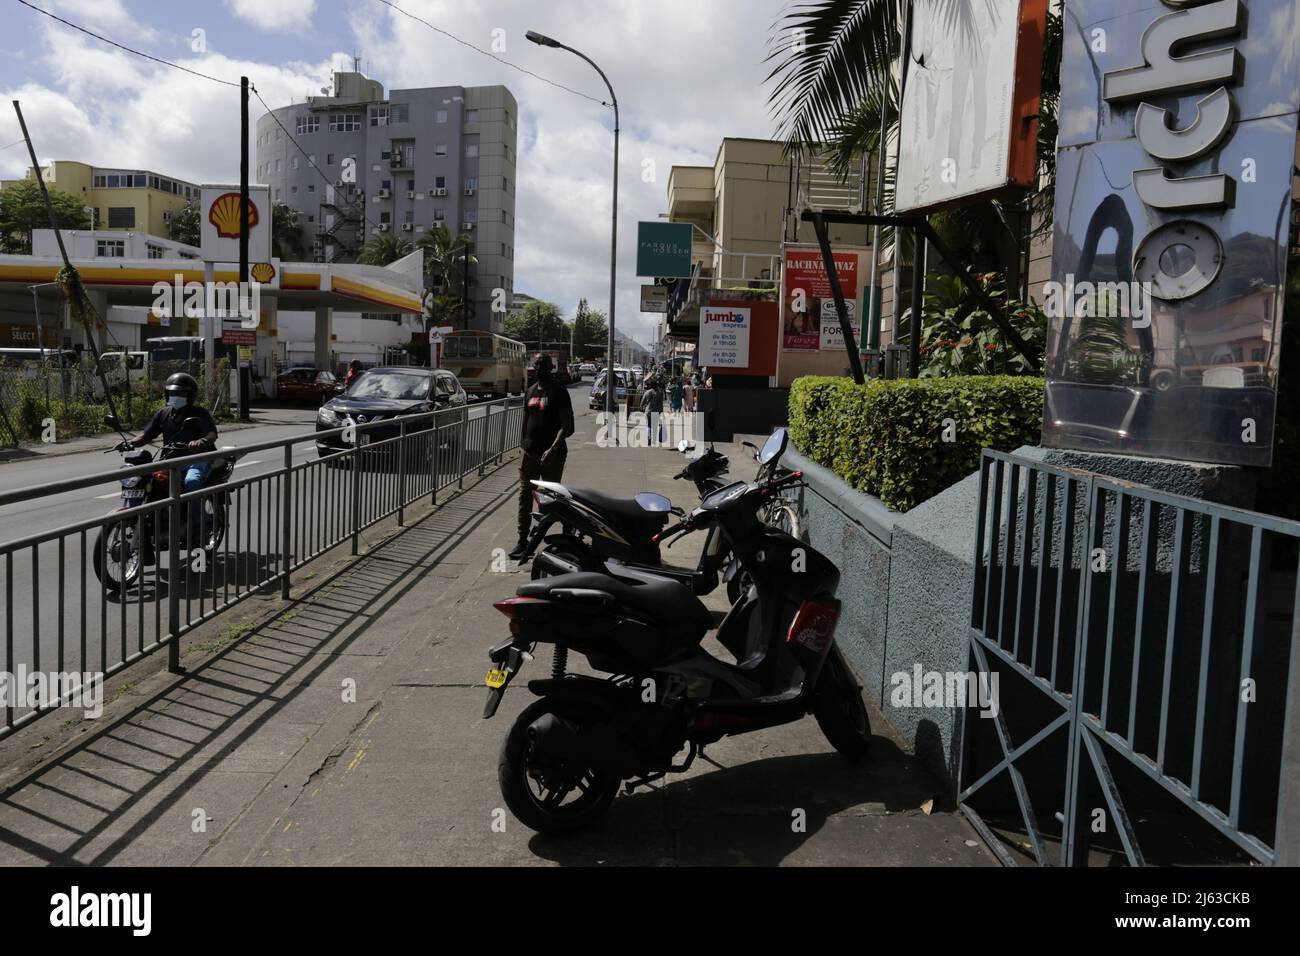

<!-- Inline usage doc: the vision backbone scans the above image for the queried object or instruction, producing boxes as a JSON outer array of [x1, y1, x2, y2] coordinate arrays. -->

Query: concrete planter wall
[[785, 447, 982, 793]]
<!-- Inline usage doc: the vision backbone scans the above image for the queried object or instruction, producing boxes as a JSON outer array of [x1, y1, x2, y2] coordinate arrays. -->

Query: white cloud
[[7, 0, 790, 347], [226, 0, 317, 34], [350, 0, 783, 344]]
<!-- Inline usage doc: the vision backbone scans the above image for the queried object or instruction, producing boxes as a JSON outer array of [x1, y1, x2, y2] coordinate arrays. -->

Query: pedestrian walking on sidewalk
[[510, 353, 574, 560], [669, 376, 683, 414]]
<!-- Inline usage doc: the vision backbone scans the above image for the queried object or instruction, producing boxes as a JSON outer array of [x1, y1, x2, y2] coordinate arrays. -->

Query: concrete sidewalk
[[0, 406, 992, 866]]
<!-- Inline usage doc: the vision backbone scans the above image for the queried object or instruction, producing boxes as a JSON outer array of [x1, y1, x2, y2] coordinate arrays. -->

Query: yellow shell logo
[[251, 262, 275, 283], [208, 192, 259, 239]]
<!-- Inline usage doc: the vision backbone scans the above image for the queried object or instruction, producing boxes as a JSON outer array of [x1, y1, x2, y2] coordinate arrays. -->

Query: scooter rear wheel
[[813, 646, 872, 761], [498, 698, 620, 834]]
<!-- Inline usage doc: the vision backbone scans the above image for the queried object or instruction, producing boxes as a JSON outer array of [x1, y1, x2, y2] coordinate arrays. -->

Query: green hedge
[[789, 375, 1045, 512]]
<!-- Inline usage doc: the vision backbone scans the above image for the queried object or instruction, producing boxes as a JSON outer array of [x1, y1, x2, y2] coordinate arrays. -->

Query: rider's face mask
[[167, 395, 188, 409]]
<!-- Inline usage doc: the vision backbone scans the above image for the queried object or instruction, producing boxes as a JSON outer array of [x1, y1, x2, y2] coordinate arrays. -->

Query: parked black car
[[315, 366, 467, 459]]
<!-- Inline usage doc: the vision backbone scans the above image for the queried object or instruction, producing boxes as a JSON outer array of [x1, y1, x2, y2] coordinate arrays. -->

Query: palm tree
[[357, 232, 413, 266], [271, 201, 307, 261], [766, 0, 1062, 287], [415, 223, 478, 328]]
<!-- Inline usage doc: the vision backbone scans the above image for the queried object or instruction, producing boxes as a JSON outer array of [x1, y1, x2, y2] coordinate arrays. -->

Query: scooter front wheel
[[498, 698, 620, 834], [813, 645, 872, 761]]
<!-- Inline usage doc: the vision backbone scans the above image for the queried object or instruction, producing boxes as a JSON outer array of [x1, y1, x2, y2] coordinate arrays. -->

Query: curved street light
[[526, 30, 620, 428]]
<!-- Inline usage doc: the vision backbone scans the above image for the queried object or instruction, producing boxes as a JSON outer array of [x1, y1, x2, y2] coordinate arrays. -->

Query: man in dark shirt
[[122, 372, 219, 539], [510, 353, 574, 559]]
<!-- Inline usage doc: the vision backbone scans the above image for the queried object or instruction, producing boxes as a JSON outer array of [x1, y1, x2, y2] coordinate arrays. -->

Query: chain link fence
[[0, 355, 231, 446]]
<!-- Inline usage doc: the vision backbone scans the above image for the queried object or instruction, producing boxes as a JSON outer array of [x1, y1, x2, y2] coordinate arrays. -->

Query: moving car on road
[[588, 367, 632, 409], [315, 366, 467, 459]]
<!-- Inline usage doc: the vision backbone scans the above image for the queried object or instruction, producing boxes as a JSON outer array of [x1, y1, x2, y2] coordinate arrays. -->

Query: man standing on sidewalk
[[509, 353, 574, 560]]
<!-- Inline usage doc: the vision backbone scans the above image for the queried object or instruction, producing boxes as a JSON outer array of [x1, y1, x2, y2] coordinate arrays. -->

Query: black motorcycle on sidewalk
[[482, 461, 871, 833], [93, 423, 239, 592], [521, 429, 793, 600]]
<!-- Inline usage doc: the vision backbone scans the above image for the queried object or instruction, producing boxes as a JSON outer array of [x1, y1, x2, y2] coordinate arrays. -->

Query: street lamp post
[[527, 30, 619, 427]]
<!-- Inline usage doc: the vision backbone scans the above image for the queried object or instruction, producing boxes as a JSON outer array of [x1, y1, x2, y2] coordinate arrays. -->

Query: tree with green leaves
[[416, 223, 478, 328], [0, 180, 91, 254], [167, 201, 201, 247], [358, 232, 413, 266], [765, 0, 1062, 287], [571, 298, 609, 359], [271, 202, 306, 261], [505, 300, 567, 352]]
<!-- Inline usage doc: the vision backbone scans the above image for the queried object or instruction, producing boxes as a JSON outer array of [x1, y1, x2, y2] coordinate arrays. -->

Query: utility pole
[[238, 75, 251, 420]]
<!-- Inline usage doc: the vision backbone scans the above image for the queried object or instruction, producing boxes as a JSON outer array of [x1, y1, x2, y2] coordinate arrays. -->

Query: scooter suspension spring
[[552, 645, 568, 678]]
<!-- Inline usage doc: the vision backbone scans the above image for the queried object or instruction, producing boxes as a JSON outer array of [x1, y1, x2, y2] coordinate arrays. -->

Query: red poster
[[782, 249, 858, 351]]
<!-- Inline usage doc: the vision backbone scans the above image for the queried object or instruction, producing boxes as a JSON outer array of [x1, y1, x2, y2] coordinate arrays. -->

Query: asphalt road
[[0, 394, 529, 699]]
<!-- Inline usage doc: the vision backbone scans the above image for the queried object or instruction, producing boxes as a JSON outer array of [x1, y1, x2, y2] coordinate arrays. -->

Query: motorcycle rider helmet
[[164, 371, 198, 408]]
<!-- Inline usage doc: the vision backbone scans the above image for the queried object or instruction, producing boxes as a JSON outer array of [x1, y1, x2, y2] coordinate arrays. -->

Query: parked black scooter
[[482, 447, 871, 834], [520, 430, 788, 598]]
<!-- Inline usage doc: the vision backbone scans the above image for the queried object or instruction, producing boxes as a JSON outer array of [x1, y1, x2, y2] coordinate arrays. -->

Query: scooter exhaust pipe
[[527, 713, 639, 773]]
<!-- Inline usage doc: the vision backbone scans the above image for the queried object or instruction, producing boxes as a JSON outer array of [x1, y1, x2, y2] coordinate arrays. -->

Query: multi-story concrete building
[[1, 160, 199, 239], [256, 70, 517, 333]]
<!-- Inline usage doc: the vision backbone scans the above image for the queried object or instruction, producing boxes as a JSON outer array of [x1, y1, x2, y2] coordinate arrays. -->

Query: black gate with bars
[[960, 450, 1300, 866]]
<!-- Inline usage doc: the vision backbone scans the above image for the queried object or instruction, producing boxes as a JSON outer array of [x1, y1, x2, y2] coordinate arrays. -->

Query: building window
[[106, 207, 135, 228], [391, 103, 409, 123], [381, 179, 391, 191], [465, 109, 479, 123], [291, 185, 298, 194], [435, 109, 447, 124], [146, 243, 164, 259], [275, 159, 282, 172], [96, 239, 125, 257], [504, 109, 512, 129], [465, 143, 479, 158], [434, 208, 445, 222], [371, 104, 390, 126], [380, 211, 391, 224], [435, 175, 446, 189], [327, 153, 335, 165], [435, 143, 447, 156], [464, 210, 477, 223], [291, 156, 299, 170], [307, 183, 315, 192], [296, 115, 319, 134], [465, 177, 478, 192], [329, 113, 361, 132]]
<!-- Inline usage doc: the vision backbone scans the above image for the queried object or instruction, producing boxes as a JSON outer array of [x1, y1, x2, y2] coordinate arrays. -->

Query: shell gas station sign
[[200, 184, 271, 265]]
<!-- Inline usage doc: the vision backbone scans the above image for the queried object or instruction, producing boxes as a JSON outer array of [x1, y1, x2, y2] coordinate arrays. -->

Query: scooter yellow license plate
[[485, 667, 509, 689]]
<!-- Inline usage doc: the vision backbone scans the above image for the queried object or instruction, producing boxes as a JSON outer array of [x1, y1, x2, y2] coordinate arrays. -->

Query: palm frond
[[765, 0, 899, 152]]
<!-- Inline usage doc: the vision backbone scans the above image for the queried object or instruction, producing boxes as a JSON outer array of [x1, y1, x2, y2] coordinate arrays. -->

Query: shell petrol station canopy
[[0, 251, 425, 316], [0, 180, 424, 318]]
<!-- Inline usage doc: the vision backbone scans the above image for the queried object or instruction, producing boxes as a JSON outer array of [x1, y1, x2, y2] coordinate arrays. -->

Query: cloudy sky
[[0, 0, 791, 346]]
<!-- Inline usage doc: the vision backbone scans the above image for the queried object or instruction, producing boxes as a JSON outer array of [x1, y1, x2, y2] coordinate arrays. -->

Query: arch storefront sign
[[1044, 0, 1299, 466]]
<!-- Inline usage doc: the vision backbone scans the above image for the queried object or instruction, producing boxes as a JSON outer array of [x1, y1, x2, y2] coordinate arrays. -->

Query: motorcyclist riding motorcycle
[[120, 372, 218, 548]]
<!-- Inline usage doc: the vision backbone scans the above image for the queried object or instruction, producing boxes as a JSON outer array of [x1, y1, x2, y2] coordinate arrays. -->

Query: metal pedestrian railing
[[0, 397, 524, 740], [960, 450, 1300, 866]]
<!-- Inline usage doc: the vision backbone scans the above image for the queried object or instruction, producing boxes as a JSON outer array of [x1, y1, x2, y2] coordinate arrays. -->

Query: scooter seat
[[567, 487, 670, 532], [518, 568, 713, 641]]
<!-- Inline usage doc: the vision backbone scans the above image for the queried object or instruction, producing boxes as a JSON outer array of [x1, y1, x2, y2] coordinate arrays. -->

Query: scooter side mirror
[[104, 414, 120, 429], [759, 427, 788, 465], [677, 439, 694, 453]]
